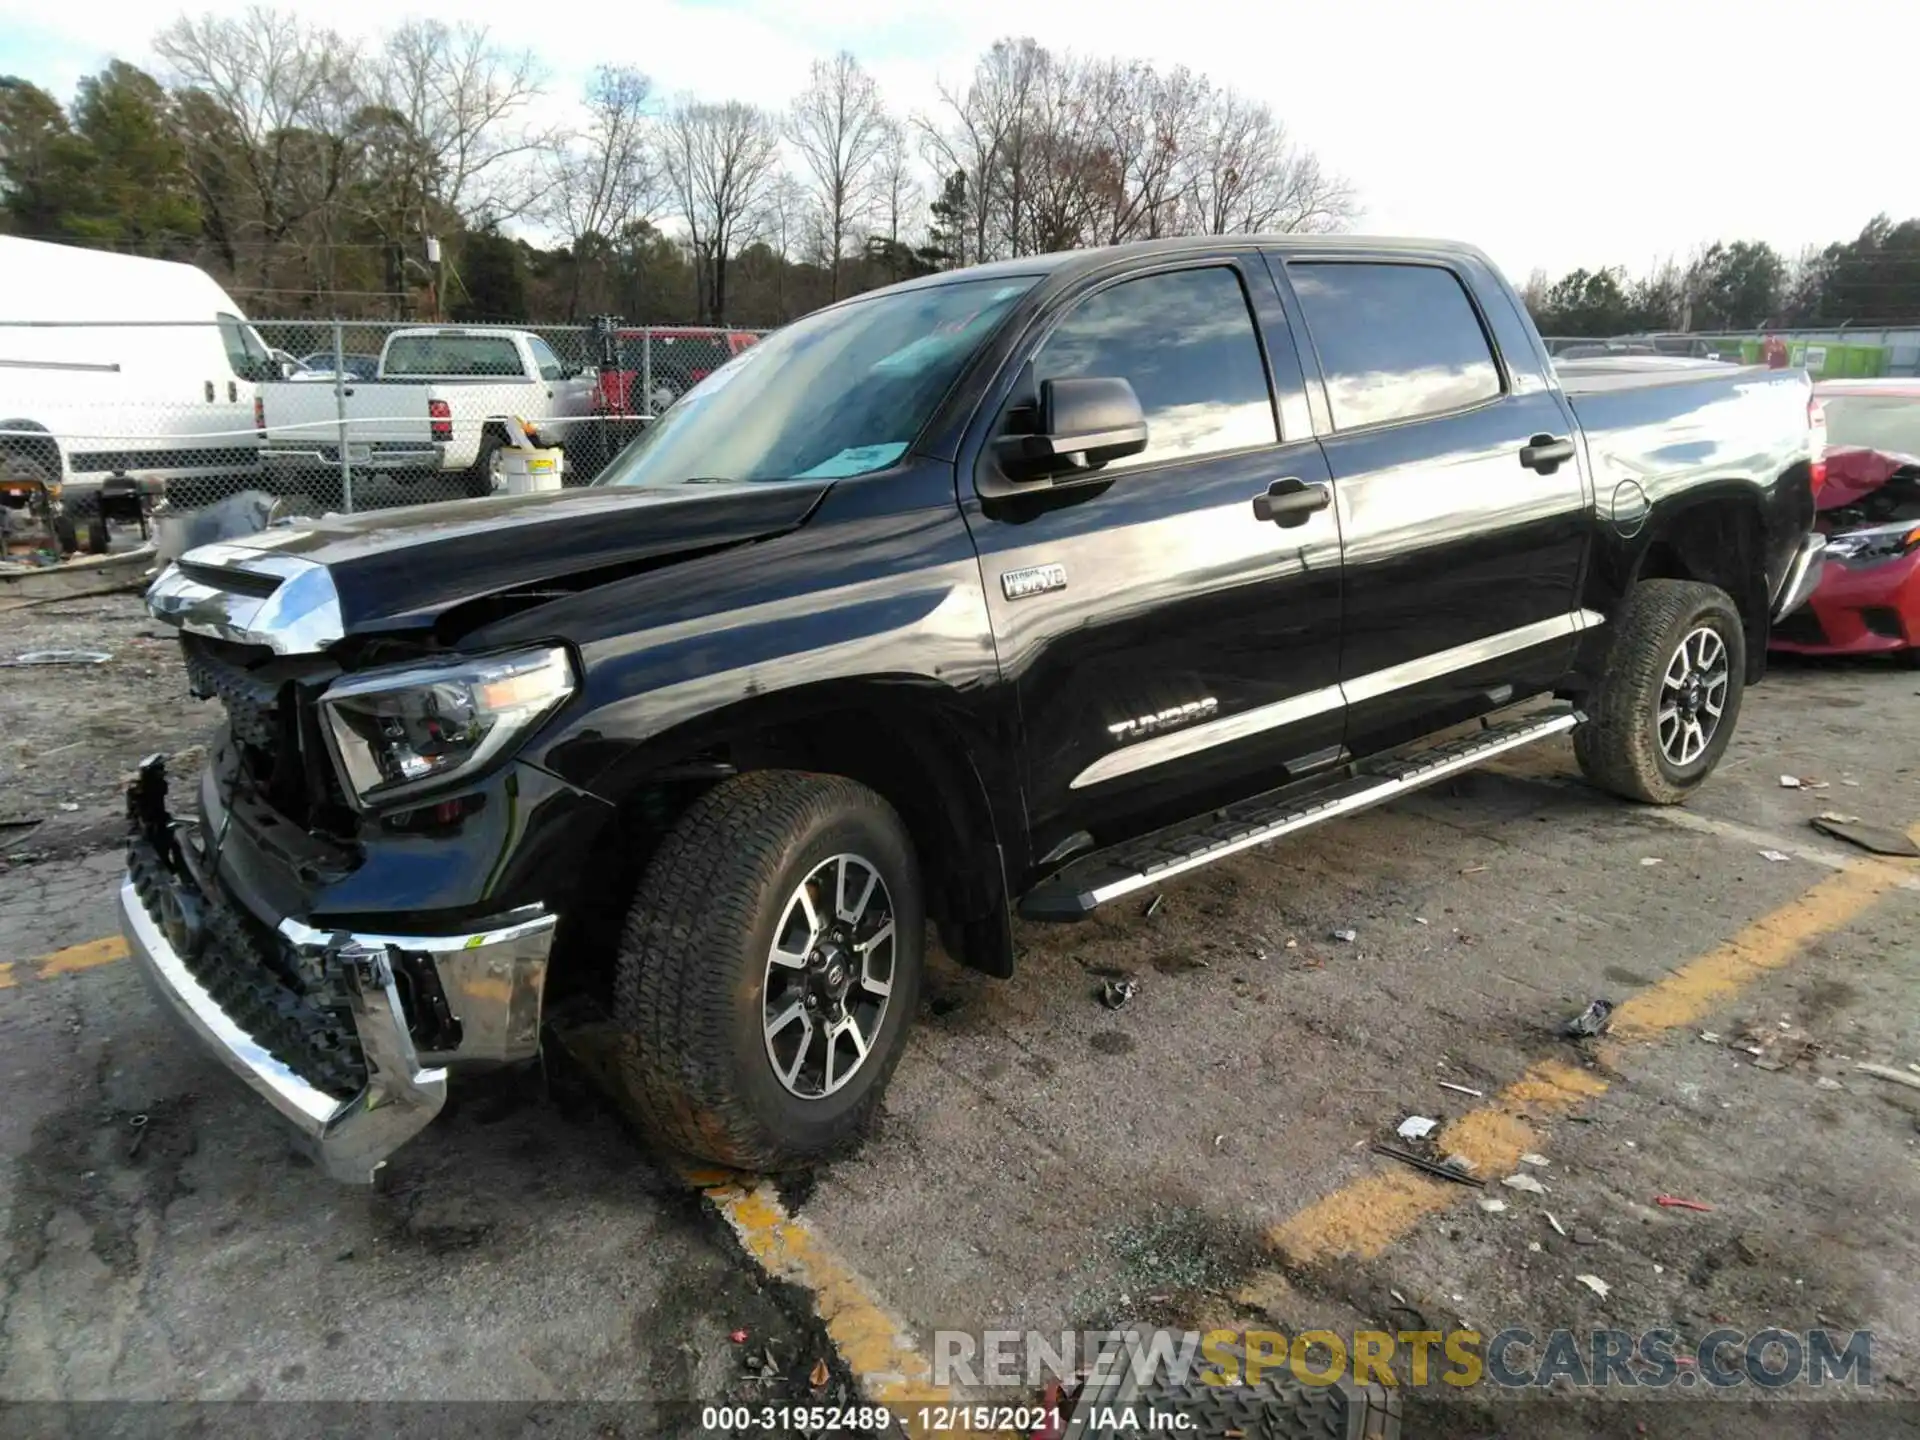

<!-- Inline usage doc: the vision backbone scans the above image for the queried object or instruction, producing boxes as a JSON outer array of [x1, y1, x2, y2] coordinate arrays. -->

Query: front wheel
[[613, 771, 924, 1171], [1575, 579, 1746, 804]]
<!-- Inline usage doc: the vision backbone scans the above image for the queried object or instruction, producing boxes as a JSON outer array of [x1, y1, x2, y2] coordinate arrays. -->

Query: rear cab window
[[383, 334, 526, 378], [216, 312, 274, 383], [1286, 263, 1503, 430]]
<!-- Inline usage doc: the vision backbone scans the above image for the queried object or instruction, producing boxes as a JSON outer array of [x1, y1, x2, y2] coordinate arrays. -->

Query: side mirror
[[996, 376, 1148, 481]]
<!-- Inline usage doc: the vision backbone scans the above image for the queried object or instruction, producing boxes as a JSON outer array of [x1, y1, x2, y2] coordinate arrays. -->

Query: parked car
[[0, 236, 273, 515], [292, 352, 380, 382], [594, 326, 762, 418], [127, 235, 1822, 1183], [256, 327, 598, 497], [1769, 378, 1920, 664]]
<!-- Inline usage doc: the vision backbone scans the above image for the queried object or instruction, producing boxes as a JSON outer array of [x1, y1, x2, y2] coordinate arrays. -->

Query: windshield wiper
[[676, 476, 735, 485]]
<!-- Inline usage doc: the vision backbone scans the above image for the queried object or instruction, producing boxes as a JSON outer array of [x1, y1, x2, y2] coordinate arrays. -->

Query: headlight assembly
[[1825, 522, 1920, 564], [320, 645, 576, 807]]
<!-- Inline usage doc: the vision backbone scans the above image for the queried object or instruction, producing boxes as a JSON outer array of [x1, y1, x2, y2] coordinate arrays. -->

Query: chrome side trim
[[120, 879, 447, 1182], [1068, 609, 1604, 789], [1341, 608, 1605, 705], [1071, 684, 1344, 789], [1770, 532, 1827, 621], [145, 546, 344, 655]]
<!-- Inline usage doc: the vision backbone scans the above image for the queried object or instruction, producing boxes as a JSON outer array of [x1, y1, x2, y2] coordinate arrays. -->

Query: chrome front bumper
[[122, 882, 559, 1182], [120, 751, 559, 1183], [1772, 532, 1828, 621]]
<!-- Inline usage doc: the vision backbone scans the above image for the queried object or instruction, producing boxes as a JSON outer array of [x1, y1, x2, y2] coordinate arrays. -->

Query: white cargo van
[[0, 237, 273, 502]]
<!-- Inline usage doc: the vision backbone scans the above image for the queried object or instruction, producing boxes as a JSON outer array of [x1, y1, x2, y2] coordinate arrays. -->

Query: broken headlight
[[320, 645, 575, 807], [1825, 522, 1920, 564]]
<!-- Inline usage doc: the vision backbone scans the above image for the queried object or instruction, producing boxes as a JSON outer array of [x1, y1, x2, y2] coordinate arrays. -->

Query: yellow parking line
[[1270, 829, 1918, 1267], [32, 935, 129, 979], [556, 1025, 969, 1433], [688, 1169, 962, 1426], [0, 962, 14, 989]]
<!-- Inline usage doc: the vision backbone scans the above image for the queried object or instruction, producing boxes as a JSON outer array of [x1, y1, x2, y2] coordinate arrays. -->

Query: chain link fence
[[1, 318, 769, 556]]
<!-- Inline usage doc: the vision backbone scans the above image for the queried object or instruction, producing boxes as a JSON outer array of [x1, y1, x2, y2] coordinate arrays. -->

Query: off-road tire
[[613, 770, 924, 1171], [1575, 578, 1745, 804]]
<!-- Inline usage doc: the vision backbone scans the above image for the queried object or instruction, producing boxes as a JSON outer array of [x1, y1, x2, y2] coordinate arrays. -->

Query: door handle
[[204, 381, 215, 403], [1520, 434, 1576, 474], [1252, 477, 1331, 528]]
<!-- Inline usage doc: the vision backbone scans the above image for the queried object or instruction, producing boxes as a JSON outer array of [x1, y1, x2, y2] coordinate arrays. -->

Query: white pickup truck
[[257, 328, 597, 497]]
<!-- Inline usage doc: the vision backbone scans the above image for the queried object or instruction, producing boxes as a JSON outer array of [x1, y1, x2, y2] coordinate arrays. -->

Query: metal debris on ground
[[1546, 1212, 1568, 1237], [1816, 811, 1861, 825], [125, 1113, 149, 1159], [1099, 978, 1138, 1011], [1741, 1022, 1818, 1072], [1370, 1142, 1486, 1187], [1810, 816, 1920, 858], [1396, 1115, 1439, 1141], [1855, 1063, 1920, 1093], [1759, 849, 1792, 863], [1, 649, 112, 667], [1780, 775, 1803, 788], [1654, 1195, 1712, 1212], [1438, 1081, 1484, 1098], [1560, 998, 1614, 1038], [1501, 1173, 1549, 1196], [808, 1358, 830, 1391], [1816, 1076, 1844, 1091], [1699, 1031, 1721, 1043], [1477, 1197, 1508, 1214], [1575, 1274, 1612, 1299], [1441, 1154, 1477, 1176], [1519, 1152, 1550, 1168], [1639, 857, 1663, 866], [57, 802, 78, 812], [1143, 894, 1164, 919], [1330, 928, 1358, 943]]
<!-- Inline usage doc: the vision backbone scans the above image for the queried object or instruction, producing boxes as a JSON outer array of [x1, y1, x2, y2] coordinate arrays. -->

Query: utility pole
[[426, 235, 443, 321]]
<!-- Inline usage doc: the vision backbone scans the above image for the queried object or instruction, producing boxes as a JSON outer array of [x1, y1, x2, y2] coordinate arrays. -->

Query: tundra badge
[[1001, 563, 1068, 600]]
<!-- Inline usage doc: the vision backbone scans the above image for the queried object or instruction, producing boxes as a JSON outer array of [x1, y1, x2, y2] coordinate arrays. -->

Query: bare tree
[[1184, 88, 1356, 235], [155, 6, 359, 286], [917, 37, 1047, 264], [368, 20, 547, 224], [541, 65, 659, 317], [787, 51, 889, 300], [873, 119, 921, 248], [660, 97, 780, 323]]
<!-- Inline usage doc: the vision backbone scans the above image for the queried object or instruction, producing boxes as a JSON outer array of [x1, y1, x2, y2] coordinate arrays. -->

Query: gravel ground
[[2, 597, 1917, 1438]]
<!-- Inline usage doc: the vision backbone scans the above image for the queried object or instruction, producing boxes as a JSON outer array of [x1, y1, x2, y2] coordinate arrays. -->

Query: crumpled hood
[[1819, 446, 1919, 514], [177, 481, 830, 638]]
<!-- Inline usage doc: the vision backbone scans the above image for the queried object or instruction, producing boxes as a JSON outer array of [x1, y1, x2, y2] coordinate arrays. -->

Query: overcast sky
[[2, 0, 1910, 282]]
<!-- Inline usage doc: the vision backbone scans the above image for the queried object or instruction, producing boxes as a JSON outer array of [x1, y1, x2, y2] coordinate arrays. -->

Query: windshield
[[1822, 395, 1920, 458], [595, 275, 1039, 488]]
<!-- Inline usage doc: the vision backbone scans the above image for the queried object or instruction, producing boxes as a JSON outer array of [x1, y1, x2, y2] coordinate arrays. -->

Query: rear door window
[[1031, 266, 1278, 472], [1288, 263, 1503, 431]]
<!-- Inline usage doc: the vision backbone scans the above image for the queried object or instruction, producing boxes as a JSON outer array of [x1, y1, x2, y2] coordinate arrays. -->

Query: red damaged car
[[1770, 379, 1920, 665]]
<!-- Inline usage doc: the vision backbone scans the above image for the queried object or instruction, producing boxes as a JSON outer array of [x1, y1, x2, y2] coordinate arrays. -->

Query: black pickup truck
[[125, 237, 1826, 1182]]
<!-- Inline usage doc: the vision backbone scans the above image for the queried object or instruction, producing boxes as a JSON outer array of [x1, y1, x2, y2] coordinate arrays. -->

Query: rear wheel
[[613, 771, 924, 1171], [463, 433, 505, 498], [1575, 579, 1746, 804]]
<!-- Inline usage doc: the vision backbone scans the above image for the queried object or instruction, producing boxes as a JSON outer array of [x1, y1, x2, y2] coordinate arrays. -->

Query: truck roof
[[869, 234, 1500, 301]]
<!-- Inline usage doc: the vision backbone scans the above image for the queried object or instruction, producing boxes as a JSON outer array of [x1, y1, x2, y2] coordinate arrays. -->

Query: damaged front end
[[125, 538, 567, 1181], [1771, 446, 1920, 656]]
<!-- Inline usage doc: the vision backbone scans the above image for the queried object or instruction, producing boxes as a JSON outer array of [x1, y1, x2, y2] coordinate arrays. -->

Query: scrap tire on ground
[[1575, 578, 1746, 805], [613, 769, 924, 1171]]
